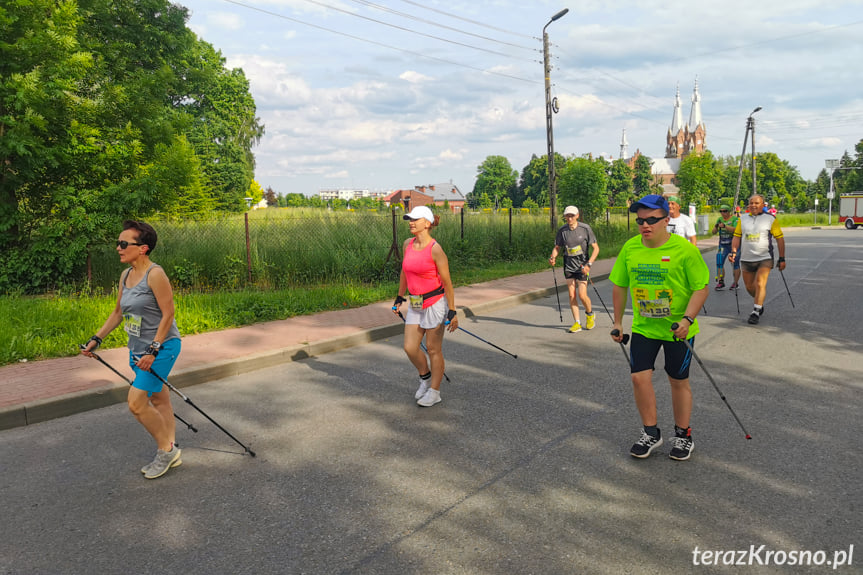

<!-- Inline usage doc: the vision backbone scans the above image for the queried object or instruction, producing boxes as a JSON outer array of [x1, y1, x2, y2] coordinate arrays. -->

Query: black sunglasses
[[116, 240, 145, 249], [635, 216, 665, 225]]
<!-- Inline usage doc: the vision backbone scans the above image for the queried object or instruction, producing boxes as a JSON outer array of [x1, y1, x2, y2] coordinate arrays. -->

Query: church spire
[[670, 83, 683, 134], [619, 128, 628, 159], [688, 77, 703, 130]]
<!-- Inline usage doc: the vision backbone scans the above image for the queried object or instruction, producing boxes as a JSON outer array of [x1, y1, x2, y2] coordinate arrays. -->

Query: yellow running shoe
[[585, 312, 596, 330], [568, 322, 582, 333]]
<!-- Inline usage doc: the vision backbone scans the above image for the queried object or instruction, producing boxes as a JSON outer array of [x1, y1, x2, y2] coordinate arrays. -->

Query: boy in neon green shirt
[[610, 194, 709, 461]]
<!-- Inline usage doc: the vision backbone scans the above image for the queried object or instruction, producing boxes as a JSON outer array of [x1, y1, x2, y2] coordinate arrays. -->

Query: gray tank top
[[120, 264, 181, 355]]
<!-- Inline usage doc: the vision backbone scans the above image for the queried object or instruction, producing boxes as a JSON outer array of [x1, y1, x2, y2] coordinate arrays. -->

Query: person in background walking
[[712, 205, 740, 290], [81, 220, 183, 479], [667, 196, 697, 245], [392, 206, 458, 407], [610, 195, 710, 461], [730, 194, 786, 325], [549, 205, 599, 333]]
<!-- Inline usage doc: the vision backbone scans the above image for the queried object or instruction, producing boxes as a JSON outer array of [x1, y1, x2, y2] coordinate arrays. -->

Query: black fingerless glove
[[144, 344, 160, 358], [87, 335, 103, 349], [392, 295, 406, 310], [445, 309, 457, 324]]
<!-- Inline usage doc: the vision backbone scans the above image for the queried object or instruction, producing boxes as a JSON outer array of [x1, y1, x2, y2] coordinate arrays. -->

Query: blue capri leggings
[[129, 338, 182, 396], [716, 244, 740, 271]]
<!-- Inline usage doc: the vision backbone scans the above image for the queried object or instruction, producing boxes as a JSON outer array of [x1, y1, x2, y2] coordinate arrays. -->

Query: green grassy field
[[0, 209, 832, 366]]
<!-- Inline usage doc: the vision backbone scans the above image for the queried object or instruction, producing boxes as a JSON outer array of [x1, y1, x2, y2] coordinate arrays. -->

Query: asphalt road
[[1, 228, 860, 575]]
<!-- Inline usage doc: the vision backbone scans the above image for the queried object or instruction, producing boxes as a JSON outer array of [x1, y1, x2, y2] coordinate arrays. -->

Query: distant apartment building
[[317, 188, 389, 202]]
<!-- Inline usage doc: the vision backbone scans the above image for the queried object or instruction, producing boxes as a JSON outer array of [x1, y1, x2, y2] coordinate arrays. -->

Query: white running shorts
[[404, 296, 448, 329]]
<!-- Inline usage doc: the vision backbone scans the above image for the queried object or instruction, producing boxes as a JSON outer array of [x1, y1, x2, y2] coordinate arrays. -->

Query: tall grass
[[87, 210, 586, 292]]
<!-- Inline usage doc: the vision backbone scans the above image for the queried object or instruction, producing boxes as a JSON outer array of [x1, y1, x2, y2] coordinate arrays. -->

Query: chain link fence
[[88, 207, 632, 291]]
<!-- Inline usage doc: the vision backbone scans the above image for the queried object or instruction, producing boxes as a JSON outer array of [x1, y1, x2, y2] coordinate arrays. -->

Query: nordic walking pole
[[734, 281, 740, 315], [82, 347, 198, 433], [779, 269, 795, 308], [670, 323, 752, 439], [141, 361, 257, 457], [589, 275, 613, 323], [456, 326, 518, 359], [551, 266, 563, 322], [609, 329, 631, 363], [394, 310, 450, 382]]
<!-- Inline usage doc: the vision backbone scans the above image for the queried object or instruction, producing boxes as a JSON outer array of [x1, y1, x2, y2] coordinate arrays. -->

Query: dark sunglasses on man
[[635, 216, 665, 225]]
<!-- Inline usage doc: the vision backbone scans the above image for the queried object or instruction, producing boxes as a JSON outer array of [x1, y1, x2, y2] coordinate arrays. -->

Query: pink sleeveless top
[[402, 238, 443, 309]]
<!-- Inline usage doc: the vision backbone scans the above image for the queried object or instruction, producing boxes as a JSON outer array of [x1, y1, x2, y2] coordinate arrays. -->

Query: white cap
[[563, 205, 579, 216], [403, 205, 435, 224]]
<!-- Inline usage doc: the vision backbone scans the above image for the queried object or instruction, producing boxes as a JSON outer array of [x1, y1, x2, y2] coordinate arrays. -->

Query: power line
[[222, 0, 541, 84], [293, 0, 536, 62], [395, 0, 537, 40], [346, 0, 538, 53]]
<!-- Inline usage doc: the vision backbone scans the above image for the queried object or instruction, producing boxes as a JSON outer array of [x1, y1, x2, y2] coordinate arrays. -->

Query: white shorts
[[405, 296, 449, 330]]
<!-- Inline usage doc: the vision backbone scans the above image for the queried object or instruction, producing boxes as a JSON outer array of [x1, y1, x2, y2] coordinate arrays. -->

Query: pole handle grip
[[610, 329, 630, 345]]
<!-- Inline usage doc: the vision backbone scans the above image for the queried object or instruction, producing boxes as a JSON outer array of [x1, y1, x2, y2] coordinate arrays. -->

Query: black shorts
[[629, 333, 694, 380], [564, 268, 588, 281]]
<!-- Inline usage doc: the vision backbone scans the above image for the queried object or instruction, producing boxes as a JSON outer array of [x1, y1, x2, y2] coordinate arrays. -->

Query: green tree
[[633, 154, 653, 195], [473, 155, 518, 205], [557, 156, 608, 223], [676, 150, 722, 209], [517, 153, 564, 207], [608, 159, 634, 207]]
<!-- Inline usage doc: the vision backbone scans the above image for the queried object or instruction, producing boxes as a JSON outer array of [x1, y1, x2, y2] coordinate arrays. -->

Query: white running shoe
[[415, 379, 430, 400], [417, 388, 441, 407]]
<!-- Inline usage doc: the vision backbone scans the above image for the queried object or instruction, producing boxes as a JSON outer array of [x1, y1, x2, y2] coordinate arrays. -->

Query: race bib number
[[123, 313, 142, 337], [408, 295, 424, 310], [566, 245, 583, 256], [637, 298, 672, 318], [745, 232, 761, 242]]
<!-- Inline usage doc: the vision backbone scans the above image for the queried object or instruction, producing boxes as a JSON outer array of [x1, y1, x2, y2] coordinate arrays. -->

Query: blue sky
[[177, 0, 863, 196]]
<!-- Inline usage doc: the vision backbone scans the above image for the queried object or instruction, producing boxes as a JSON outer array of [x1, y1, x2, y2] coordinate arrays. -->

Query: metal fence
[[86, 207, 635, 291]]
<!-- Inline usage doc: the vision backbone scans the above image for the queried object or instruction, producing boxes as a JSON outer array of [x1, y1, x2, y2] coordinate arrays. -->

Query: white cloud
[[178, 0, 863, 194], [399, 70, 432, 84]]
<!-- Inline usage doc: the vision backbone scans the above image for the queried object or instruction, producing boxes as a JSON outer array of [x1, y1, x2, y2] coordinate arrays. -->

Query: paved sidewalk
[[0, 238, 718, 430]]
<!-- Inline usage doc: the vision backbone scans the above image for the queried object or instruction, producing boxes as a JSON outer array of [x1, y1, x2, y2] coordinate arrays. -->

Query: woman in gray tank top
[[81, 220, 183, 479]]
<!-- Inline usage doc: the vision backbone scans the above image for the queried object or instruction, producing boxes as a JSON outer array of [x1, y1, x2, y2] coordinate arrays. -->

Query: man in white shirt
[[666, 196, 697, 245]]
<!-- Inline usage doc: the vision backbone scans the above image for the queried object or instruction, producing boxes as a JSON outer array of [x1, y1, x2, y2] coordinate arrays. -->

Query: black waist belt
[[421, 286, 445, 301]]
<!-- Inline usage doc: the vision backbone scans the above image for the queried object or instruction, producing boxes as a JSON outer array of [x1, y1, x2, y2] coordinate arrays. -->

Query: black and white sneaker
[[669, 432, 694, 461], [748, 311, 760, 325], [630, 429, 663, 459]]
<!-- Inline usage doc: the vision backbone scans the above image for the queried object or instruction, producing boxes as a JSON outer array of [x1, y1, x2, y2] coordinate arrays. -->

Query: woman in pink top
[[392, 205, 458, 407]]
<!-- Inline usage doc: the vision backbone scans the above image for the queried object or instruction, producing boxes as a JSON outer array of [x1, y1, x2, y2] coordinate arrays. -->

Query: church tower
[[665, 80, 706, 159], [683, 78, 705, 156]]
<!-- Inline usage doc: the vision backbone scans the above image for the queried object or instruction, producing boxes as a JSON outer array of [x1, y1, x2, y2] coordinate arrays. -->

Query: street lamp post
[[825, 159, 839, 225], [544, 8, 568, 230]]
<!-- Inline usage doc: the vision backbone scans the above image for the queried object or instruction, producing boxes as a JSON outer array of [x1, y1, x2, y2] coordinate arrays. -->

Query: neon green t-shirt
[[609, 233, 709, 341]]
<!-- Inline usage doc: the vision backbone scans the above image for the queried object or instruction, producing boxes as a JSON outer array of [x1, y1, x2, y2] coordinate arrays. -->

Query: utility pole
[[543, 8, 568, 230], [732, 107, 762, 212]]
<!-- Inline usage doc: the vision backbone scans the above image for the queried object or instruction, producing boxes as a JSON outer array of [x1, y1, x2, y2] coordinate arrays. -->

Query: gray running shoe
[[141, 456, 182, 475], [144, 445, 182, 479]]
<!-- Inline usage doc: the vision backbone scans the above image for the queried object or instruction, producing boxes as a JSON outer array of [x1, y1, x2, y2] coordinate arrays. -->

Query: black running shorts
[[629, 333, 694, 380]]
